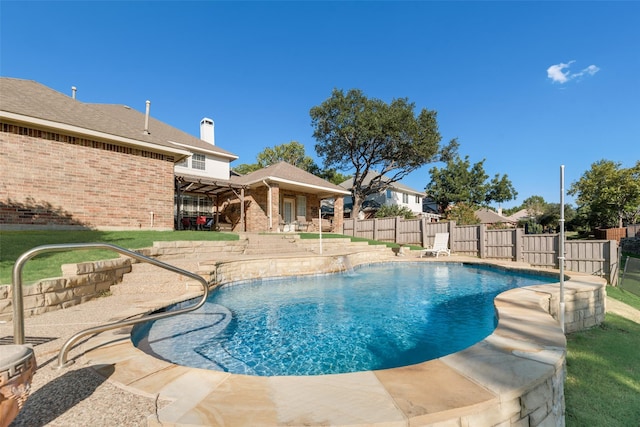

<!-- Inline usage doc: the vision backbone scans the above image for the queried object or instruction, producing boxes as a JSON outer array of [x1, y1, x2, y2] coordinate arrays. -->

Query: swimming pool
[[133, 262, 556, 376]]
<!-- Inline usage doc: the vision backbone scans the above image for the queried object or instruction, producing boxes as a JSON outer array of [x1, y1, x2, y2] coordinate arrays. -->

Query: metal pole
[[319, 201, 323, 255], [559, 165, 566, 333]]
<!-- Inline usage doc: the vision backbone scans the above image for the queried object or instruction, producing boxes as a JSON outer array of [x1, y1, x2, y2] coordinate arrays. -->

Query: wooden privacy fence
[[342, 217, 619, 283]]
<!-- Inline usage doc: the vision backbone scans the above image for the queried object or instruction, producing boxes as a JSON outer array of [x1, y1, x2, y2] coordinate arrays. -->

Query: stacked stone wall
[[533, 278, 607, 334], [0, 258, 131, 322]]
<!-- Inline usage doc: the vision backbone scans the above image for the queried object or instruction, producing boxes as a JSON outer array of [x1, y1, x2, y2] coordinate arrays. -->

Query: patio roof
[[175, 173, 247, 198]]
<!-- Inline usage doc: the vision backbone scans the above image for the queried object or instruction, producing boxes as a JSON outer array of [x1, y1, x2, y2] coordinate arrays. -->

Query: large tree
[[310, 88, 455, 215], [568, 159, 640, 229], [522, 195, 547, 216], [425, 153, 517, 213], [234, 141, 316, 174]]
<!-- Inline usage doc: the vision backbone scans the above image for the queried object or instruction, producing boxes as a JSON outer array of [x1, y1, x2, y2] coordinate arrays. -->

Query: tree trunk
[[352, 194, 363, 219]]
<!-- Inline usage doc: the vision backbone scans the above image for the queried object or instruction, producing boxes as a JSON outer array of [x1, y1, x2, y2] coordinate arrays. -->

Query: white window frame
[[192, 153, 206, 170]]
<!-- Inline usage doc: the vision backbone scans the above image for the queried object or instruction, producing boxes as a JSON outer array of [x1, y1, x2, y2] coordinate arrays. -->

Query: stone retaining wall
[[0, 258, 131, 322], [202, 252, 373, 286], [137, 240, 247, 259]]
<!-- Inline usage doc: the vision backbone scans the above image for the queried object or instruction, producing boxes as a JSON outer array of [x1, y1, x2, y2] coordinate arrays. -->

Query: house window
[[386, 189, 392, 199], [402, 193, 408, 203], [178, 195, 212, 216], [296, 195, 307, 217], [192, 153, 205, 170], [415, 195, 421, 203]]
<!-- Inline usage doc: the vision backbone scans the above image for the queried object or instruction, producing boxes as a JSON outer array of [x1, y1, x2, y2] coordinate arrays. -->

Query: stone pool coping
[[80, 256, 606, 426]]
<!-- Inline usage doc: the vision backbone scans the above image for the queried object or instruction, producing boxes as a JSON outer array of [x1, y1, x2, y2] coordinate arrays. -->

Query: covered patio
[[174, 174, 248, 232]]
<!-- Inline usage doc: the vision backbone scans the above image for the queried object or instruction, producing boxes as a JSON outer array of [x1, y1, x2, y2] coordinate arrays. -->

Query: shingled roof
[[232, 162, 350, 196], [0, 77, 237, 160]]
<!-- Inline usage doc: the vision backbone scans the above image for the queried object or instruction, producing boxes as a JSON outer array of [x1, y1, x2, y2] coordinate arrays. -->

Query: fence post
[[514, 228, 523, 262], [479, 223, 487, 258], [448, 221, 456, 252], [373, 218, 378, 242], [607, 240, 619, 285], [395, 216, 402, 244], [421, 218, 428, 248]]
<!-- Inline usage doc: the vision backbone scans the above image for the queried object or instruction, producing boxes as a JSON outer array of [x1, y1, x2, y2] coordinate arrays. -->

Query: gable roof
[[506, 208, 539, 222], [0, 77, 237, 160], [339, 171, 425, 196], [475, 208, 516, 224], [232, 162, 350, 197]]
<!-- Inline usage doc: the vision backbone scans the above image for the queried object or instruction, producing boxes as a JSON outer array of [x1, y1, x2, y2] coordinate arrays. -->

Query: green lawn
[[0, 230, 238, 285], [565, 287, 640, 426]]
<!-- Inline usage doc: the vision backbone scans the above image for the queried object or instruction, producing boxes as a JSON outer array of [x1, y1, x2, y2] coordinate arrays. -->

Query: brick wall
[[1, 124, 175, 230]]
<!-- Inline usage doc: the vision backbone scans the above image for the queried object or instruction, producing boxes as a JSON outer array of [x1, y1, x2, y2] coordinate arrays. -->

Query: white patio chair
[[420, 232, 451, 258]]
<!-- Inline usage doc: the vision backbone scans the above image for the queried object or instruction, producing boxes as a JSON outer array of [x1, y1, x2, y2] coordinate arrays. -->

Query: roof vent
[[144, 100, 151, 135], [72, 86, 77, 100]]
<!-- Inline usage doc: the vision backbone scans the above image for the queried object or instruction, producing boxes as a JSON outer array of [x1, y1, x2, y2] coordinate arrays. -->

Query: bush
[[375, 205, 415, 219]]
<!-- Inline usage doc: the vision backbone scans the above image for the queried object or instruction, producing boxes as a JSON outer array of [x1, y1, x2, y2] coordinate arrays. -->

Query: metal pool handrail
[[11, 243, 210, 369]]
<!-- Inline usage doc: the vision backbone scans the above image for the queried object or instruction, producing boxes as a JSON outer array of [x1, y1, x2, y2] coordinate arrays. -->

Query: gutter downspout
[[263, 180, 272, 230]]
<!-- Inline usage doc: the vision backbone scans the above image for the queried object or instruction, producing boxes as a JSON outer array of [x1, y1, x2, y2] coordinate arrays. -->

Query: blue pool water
[[132, 263, 556, 376]]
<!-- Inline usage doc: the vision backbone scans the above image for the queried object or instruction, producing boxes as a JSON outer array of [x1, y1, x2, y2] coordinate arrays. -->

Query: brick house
[[0, 77, 347, 232], [0, 77, 241, 230], [225, 162, 349, 233]]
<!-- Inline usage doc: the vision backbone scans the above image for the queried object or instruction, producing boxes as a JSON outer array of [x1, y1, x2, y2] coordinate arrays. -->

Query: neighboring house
[[0, 77, 347, 233], [340, 172, 438, 220], [226, 162, 349, 233], [475, 208, 517, 228], [506, 208, 539, 223]]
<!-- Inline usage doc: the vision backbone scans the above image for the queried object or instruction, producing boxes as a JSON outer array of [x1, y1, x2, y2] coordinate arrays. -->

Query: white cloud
[[547, 61, 600, 84]]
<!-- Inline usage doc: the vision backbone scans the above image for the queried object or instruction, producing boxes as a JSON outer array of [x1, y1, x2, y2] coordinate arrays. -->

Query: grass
[[565, 284, 640, 426], [0, 230, 238, 285]]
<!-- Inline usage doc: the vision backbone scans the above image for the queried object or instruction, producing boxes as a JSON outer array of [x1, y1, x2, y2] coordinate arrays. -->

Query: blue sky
[[2, 1, 639, 209]]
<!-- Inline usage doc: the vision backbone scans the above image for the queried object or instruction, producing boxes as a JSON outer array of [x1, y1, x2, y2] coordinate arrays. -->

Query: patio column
[[272, 184, 280, 231], [333, 197, 344, 233], [240, 188, 245, 232]]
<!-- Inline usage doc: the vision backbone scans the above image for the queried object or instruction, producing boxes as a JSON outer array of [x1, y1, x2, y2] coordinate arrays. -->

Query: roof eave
[[257, 176, 351, 196], [168, 140, 238, 161], [1, 110, 191, 159]]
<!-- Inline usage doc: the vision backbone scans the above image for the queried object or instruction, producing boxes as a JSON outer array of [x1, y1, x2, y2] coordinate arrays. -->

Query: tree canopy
[[233, 141, 314, 173], [232, 141, 349, 185], [425, 152, 517, 213], [310, 88, 455, 215], [568, 159, 640, 229]]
